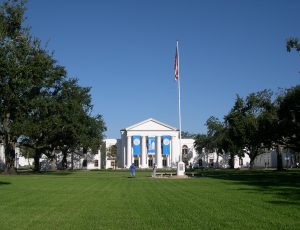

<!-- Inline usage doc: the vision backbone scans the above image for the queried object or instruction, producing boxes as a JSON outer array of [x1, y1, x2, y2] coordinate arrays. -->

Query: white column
[[0, 144, 4, 162], [171, 136, 176, 168], [156, 136, 162, 168], [127, 136, 132, 168], [98, 149, 101, 169], [142, 136, 147, 168], [122, 135, 126, 168]]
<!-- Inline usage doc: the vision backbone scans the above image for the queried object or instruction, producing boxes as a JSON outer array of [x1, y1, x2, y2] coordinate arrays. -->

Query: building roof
[[121, 118, 178, 132]]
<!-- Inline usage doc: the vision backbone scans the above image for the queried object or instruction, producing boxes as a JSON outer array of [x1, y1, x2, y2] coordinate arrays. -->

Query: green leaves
[[278, 85, 300, 152], [287, 38, 300, 52], [0, 0, 106, 172], [225, 90, 277, 167]]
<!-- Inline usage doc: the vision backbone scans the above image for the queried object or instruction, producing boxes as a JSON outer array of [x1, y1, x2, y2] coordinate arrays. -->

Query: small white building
[[102, 139, 118, 169]]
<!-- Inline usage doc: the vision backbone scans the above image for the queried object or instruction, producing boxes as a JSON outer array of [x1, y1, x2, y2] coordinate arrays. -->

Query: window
[[111, 161, 115, 167], [148, 158, 153, 167], [94, 160, 99, 167], [239, 158, 243, 166], [182, 145, 188, 155], [209, 159, 214, 167], [182, 145, 189, 165], [198, 159, 203, 167], [162, 158, 167, 167]]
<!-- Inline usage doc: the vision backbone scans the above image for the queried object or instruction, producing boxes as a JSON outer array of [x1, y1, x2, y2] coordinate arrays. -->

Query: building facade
[[115, 118, 197, 169]]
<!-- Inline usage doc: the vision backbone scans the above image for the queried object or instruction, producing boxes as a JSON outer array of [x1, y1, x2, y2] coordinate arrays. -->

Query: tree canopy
[[0, 0, 106, 173], [277, 85, 300, 152]]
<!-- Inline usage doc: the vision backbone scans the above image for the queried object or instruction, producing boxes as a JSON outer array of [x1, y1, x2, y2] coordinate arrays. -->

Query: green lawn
[[0, 170, 299, 230]]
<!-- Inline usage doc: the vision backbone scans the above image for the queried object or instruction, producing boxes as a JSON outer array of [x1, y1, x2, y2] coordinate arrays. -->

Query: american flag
[[174, 45, 179, 81]]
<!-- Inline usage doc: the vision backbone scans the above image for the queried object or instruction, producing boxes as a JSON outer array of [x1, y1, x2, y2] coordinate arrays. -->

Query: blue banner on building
[[162, 136, 171, 155], [148, 136, 156, 155], [132, 136, 141, 156]]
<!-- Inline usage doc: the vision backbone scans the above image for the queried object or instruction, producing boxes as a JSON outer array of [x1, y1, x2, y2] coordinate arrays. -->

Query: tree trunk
[[249, 160, 254, 169], [61, 149, 68, 170], [3, 137, 16, 174], [249, 153, 256, 169], [50, 157, 57, 171], [229, 153, 235, 169], [33, 151, 40, 172], [276, 145, 283, 171], [70, 152, 74, 170], [249, 148, 258, 169], [3, 113, 16, 174]]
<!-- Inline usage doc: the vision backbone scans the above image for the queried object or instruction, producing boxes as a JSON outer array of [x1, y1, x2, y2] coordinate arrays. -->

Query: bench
[[185, 172, 195, 177], [155, 172, 176, 177], [185, 172, 205, 177], [186, 172, 203, 177]]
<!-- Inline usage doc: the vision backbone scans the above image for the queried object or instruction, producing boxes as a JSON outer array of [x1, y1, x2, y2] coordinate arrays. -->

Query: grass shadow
[[17, 170, 75, 176], [198, 169, 300, 205], [41, 171, 75, 176], [0, 181, 11, 186]]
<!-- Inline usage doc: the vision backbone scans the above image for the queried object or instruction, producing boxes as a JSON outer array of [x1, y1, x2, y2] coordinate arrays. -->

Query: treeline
[[194, 41, 300, 169], [0, 0, 106, 173]]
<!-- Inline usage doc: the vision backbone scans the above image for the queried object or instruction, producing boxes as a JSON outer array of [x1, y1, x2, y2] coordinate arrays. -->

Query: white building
[[1, 118, 298, 171], [114, 118, 197, 169], [196, 151, 250, 169], [102, 139, 118, 169]]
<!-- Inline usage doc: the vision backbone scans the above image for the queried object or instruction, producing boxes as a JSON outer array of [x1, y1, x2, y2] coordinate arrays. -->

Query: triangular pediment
[[123, 118, 178, 131]]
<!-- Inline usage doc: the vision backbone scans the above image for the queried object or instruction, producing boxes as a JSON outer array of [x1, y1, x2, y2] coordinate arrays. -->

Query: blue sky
[[21, 0, 300, 138]]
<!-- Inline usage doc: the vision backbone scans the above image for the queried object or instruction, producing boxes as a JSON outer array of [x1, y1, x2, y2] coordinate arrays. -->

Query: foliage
[[181, 131, 196, 138], [287, 37, 300, 52], [194, 117, 243, 168], [107, 144, 117, 158], [46, 79, 106, 170], [225, 90, 277, 168], [0, 0, 38, 173], [194, 133, 209, 154], [277, 85, 300, 152], [0, 0, 106, 172]]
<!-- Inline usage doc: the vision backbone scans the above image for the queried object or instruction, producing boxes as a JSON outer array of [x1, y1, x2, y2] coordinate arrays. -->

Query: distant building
[[0, 118, 298, 171]]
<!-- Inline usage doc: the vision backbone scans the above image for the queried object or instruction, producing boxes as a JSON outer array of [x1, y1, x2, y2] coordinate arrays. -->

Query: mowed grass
[[0, 170, 300, 230]]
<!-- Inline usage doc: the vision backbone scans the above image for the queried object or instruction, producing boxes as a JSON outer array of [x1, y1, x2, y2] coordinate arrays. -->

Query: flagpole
[[175, 41, 185, 176], [177, 41, 182, 161]]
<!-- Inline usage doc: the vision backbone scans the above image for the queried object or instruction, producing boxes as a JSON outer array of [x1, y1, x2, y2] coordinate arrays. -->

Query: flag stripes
[[174, 45, 179, 80]]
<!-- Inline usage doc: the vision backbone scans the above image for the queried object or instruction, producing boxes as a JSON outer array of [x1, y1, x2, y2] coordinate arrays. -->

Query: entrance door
[[134, 158, 139, 167], [148, 158, 153, 167], [162, 157, 167, 167]]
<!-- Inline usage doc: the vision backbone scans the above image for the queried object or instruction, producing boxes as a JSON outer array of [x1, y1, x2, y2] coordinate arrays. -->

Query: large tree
[[1, 0, 106, 172], [48, 79, 106, 170], [17, 78, 106, 172], [225, 90, 277, 168], [209, 118, 244, 169], [0, 0, 49, 173], [277, 85, 300, 153], [194, 116, 243, 168], [15, 77, 65, 172]]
